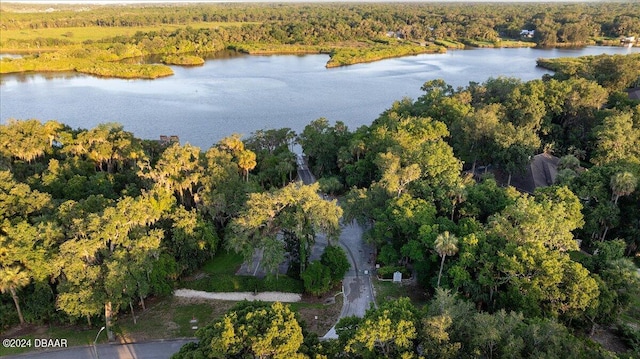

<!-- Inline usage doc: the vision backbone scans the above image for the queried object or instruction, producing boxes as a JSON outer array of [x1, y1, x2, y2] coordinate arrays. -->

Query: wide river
[[1, 46, 638, 149]]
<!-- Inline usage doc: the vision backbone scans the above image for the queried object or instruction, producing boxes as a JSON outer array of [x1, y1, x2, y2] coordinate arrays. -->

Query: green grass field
[[0, 23, 251, 50], [201, 250, 244, 275]]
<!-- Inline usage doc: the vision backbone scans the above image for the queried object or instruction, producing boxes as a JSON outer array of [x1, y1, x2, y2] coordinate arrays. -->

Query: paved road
[[293, 155, 377, 339], [2, 340, 194, 359], [322, 221, 377, 340], [235, 155, 317, 278], [296, 155, 316, 185]]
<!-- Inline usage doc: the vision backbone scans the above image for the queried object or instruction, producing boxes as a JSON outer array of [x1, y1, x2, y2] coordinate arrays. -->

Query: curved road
[[296, 155, 377, 340], [321, 221, 377, 340]]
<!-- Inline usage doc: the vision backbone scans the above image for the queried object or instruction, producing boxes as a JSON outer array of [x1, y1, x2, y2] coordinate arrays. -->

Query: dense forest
[[2, 46, 640, 357], [2, 1, 640, 358], [1, 2, 640, 75]]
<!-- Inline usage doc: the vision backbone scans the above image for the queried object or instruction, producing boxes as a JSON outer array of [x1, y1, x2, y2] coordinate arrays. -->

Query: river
[[1, 46, 638, 149]]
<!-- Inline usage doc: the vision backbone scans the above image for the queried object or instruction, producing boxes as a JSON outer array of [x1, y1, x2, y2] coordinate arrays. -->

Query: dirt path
[[174, 289, 302, 302]]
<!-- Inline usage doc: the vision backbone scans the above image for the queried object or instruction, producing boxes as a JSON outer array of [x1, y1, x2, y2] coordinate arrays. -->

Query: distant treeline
[[1, 3, 639, 47]]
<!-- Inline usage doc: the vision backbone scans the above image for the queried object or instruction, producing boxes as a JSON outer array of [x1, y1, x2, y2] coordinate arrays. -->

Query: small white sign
[[393, 271, 402, 282]]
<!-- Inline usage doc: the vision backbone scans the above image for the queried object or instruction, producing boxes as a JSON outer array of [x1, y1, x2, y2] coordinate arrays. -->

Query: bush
[[378, 244, 400, 266], [618, 324, 640, 351], [181, 274, 304, 293], [320, 245, 350, 284], [317, 176, 343, 195], [301, 261, 332, 296], [161, 54, 205, 66], [377, 266, 410, 280]]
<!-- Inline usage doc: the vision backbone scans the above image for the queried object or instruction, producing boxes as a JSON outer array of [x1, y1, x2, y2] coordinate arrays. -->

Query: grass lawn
[[434, 39, 465, 49], [181, 250, 305, 293], [201, 250, 244, 275], [114, 296, 236, 342], [372, 278, 428, 307], [1, 251, 332, 356], [290, 293, 343, 336]]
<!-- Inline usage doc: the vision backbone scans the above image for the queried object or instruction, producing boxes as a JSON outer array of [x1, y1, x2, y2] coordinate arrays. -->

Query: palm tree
[[0, 266, 30, 325], [610, 172, 637, 205], [602, 172, 637, 241], [449, 181, 467, 221], [434, 231, 459, 287], [237, 150, 257, 182]]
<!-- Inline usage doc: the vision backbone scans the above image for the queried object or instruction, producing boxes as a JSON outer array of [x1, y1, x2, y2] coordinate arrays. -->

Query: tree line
[[2, 2, 639, 46], [0, 121, 346, 341], [172, 292, 616, 359]]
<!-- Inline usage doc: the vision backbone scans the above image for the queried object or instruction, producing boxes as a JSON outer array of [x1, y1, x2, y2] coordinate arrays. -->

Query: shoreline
[[1, 43, 636, 79]]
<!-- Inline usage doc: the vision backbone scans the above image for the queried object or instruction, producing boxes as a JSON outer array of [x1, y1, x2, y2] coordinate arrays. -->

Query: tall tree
[[198, 147, 247, 229], [227, 182, 342, 275], [56, 189, 173, 340], [0, 119, 64, 164], [298, 118, 351, 178], [376, 152, 421, 198], [0, 171, 54, 324], [0, 266, 30, 324], [63, 123, 144, 173], [345, 298, 418, 358], [610, 171, 637, 206], [486, 189, 599, 317], [592, 112, 640, 166], [237, 149, 257, 182], [173, 301, 305, 359], [217, 134, 258, 182], [600, 171, 638, 241], [434, 231, 459, 287], [139, 143, 202, 207]]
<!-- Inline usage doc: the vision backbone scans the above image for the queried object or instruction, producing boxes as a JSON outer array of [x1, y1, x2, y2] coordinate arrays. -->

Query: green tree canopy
[[227, 182, 342, 275], [173, 301, 306, 359]]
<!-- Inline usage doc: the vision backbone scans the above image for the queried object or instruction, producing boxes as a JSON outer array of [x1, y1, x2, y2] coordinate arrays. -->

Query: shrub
[[320, 245, 350, 284], [377, 266, 410, 280], [301, 261, 332, 296], [317, 176, 343, 195]]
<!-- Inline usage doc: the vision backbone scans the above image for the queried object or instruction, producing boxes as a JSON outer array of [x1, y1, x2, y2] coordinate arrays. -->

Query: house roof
[[509, 153, 559, 194], [628, 88, 640, 100]]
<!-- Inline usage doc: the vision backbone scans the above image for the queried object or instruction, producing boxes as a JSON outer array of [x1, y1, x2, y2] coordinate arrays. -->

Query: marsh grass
[[0, 23, 249, 50]]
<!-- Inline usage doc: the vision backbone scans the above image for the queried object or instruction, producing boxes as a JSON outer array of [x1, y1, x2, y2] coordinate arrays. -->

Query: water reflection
[[0, 54, 23, 59], [120, 49, 246, 64], [2, 71, 82, 84], [1, 46, 639, 149]]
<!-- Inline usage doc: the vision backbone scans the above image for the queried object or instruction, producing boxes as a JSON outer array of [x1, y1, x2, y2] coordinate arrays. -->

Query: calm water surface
[[1, 46, 638, 149]]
